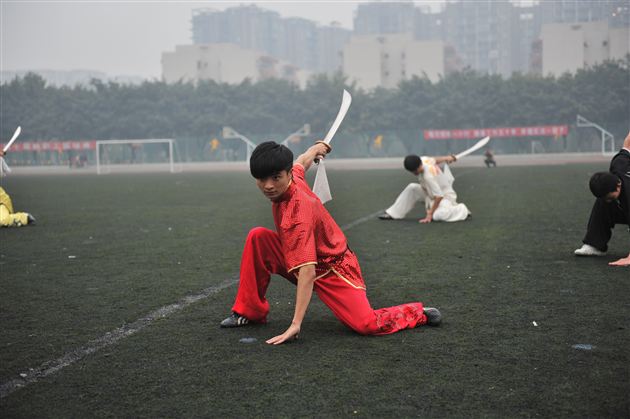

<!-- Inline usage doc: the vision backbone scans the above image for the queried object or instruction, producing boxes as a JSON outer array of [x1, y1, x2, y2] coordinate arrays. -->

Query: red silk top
[[273, 163, 347, 272], [272, 164, 366, 290]]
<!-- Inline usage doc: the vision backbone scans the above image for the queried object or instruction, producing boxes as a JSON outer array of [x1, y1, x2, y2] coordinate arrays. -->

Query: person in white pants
[[379, 154, 470, 223]]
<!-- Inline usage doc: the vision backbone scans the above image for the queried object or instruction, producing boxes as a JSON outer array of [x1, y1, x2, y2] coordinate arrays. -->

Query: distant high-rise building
[[416, 0, 628, 77], [539, 21, 629, 76], [343, 34, 447, 89], [191, 6, 282, 55], [354, 2, 416, 35], [442, 1, 514, 77], [413, 5, 444, 41], [317, 23, 352, 73], [161, 44, 311, 87], [531, 1, 629, 76], [283, 17, 318, 72], [511, 5, 542, 74], [540, 0, 629, 27], [190, 6, 350, 75], [179, 1, 630, 89]]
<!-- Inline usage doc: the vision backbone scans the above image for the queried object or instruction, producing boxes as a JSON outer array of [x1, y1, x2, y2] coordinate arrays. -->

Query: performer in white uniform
[[379, 154, 470, 223]]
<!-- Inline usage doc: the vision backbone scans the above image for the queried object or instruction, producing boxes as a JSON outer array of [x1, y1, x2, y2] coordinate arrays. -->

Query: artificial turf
[[0, 164, 628, 417]]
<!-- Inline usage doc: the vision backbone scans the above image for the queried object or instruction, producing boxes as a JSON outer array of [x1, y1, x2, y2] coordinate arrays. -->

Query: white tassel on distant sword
[[0, 157, 11, 175]]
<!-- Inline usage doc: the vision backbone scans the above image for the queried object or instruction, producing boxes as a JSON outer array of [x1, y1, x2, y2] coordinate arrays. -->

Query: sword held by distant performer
[[1, 126, 22, 175]]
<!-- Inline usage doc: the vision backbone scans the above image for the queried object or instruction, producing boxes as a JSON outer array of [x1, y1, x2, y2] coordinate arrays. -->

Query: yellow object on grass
[[0, 187, 31, 227]]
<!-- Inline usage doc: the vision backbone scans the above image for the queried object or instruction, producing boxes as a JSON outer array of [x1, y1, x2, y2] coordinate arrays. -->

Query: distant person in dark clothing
[[484, 148, 496, 168], [574, 131, 630, 265]]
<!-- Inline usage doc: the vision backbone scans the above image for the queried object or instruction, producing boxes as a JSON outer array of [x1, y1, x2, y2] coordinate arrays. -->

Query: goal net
[[95, 139, 179, 174]]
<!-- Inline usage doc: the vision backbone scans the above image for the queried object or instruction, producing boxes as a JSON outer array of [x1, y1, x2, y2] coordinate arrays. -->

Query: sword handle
[[315, 141, 332, 153], [314, 141, 332, 164]]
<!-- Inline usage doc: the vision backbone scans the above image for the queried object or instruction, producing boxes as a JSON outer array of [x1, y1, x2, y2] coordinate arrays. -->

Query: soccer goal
[[96, 139, 179, 174], [576, 115, 615, 155]]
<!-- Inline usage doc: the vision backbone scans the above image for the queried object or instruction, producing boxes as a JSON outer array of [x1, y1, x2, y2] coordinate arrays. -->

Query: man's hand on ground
[[609, 253, 630, 266], [266, 323, 301, 345]]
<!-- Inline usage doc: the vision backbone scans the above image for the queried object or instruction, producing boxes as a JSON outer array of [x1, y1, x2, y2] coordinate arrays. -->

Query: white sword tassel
[[312, 90, 352, 204], [312, 159, 332, 203], [0, 157, 11, 175]]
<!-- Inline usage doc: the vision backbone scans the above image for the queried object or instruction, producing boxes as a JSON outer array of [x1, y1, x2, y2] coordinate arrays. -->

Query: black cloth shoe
[[424, 307, 442, 326], [378, 213, 393, 220], [27, 213, 36, 225], [220, 312, 250, 328]]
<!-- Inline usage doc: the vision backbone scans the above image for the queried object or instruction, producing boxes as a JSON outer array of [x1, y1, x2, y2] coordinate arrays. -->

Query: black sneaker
[[27, 213, 36, 225], [424, 307, 442, 326], [220, 312, 250, 328], [378, 213, 393, 220]]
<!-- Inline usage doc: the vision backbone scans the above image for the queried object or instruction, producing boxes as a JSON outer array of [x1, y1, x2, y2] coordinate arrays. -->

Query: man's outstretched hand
[[266, 323, 300, 345], [609, 253, 630, 267]]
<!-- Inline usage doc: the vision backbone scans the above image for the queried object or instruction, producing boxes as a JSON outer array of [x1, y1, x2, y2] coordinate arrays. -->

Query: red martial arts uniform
[[231, 163, 427, 335]]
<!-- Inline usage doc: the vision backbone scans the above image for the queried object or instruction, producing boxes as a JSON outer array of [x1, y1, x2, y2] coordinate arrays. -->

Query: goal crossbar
[[96, 139, 176, 174]]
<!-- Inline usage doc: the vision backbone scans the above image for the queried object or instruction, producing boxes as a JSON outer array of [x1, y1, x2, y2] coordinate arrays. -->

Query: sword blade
[[3, 126, 22, 153], [322, 90, 352, 145], [455, 136, 490, 160], [313, 90, 352, 204]]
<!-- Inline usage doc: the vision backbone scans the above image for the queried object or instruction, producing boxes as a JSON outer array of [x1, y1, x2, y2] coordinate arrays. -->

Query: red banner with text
[[0, 140, 97, 152], [424, 125, 569, 140]]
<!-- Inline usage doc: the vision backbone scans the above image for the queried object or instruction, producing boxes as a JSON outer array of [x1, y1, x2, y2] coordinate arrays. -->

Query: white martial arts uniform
[[385, 157, 470, 222]]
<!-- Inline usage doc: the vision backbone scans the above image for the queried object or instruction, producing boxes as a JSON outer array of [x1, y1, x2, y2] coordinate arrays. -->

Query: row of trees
[[1, 58, 628, 144]]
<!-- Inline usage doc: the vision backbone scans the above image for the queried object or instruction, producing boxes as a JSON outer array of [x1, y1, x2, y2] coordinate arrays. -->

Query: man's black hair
[[589, 172, 620, 198], [249, 141, 293, 179], [403, 155, 422, 172]]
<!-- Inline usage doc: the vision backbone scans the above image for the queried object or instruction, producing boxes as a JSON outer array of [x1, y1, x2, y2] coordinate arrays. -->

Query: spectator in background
[[484, 147, 497, 168]]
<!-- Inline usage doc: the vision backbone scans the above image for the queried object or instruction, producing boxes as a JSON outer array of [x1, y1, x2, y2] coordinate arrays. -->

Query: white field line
[[0, 210, 383, 399], [0, 278, 238, 399], [2, 170, 481, 398], [339, 210, 384, 231]]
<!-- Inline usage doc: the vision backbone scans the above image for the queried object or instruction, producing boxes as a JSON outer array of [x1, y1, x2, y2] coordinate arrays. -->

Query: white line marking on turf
[[0, 210, 381, 399], [0, 278, 239, 399], [2, 172, 484, 398], [339, 210, 385, 231]]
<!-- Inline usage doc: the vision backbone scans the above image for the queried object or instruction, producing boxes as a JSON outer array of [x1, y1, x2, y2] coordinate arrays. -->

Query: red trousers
[[231, 227, 427, 335]]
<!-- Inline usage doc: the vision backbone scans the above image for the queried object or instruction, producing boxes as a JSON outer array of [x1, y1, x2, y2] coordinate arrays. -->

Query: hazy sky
[[2, 1, 442, 79]]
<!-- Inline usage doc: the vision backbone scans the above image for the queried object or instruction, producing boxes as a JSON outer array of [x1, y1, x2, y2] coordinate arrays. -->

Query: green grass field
[[1, 164, 628, 418]]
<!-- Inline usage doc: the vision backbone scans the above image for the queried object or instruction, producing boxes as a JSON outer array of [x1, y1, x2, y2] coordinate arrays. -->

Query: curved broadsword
[[312, 90, 352, 204], [1, 126, 22, 175], [3, 126, 22, 153], [455, 136, 490, 160]]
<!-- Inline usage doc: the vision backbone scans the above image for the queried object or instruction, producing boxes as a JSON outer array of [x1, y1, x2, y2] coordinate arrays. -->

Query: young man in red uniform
[[220, 141, 441, 345]]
